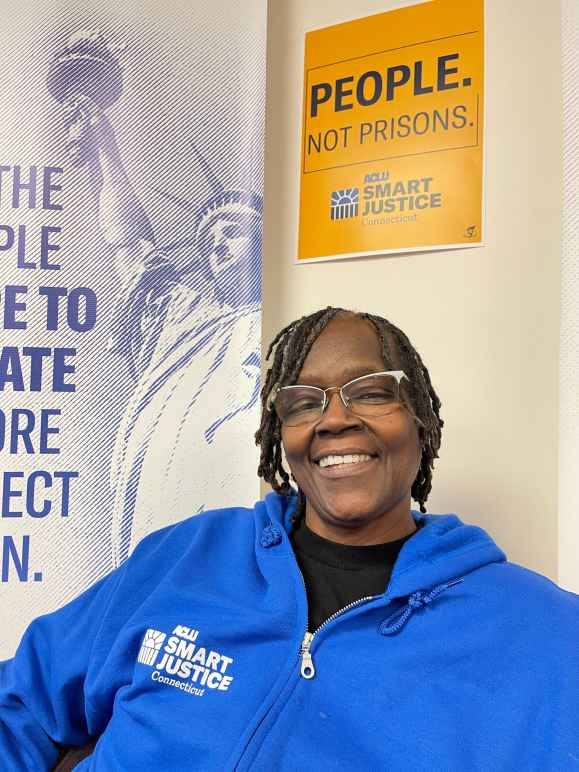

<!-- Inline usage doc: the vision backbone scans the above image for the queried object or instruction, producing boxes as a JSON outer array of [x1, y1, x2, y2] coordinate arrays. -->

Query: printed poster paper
[[0, 0, 266, 658], [298, 0, 484, 262]]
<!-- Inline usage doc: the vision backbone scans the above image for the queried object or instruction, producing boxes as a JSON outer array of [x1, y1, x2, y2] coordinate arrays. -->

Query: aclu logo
[[330, 188, 359, 220], [138, 629, 167, 666], [137, 623, 236, 698]]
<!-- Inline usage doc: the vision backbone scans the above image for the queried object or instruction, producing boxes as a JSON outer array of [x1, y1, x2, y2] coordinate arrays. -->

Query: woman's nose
[[315, 392, 361, 433]]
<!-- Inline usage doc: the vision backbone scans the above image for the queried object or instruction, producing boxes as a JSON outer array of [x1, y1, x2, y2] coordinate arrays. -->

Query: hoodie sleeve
[[0, 563, 129, 771]]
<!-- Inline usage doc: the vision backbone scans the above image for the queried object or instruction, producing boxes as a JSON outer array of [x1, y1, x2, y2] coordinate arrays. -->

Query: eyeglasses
[[269, 371, 408, 427]]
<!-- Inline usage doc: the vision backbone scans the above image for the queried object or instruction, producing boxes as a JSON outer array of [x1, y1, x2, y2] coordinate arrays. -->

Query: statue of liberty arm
[[62, 91, 184, 376], [48, 32, 159, 272], [73, 98, 158, 269]]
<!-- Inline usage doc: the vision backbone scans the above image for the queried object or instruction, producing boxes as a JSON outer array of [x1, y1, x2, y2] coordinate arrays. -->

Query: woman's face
[[281, 316, 421, 541]]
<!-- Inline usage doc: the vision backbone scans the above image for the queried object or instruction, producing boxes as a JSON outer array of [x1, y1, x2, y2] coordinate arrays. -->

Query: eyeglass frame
[[267, 370, 412, 426]]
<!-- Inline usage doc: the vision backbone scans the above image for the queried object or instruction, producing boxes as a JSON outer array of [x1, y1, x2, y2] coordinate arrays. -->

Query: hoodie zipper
[[232, 521, 395, 769], [299, 595, 380, 679]]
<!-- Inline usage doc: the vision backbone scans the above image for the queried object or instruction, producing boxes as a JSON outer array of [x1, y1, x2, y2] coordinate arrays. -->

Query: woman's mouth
[[314, 453, 377, 478]]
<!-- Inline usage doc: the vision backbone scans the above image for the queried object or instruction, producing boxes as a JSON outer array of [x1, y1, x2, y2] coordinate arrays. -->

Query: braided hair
[[255, 307, 443, 513]]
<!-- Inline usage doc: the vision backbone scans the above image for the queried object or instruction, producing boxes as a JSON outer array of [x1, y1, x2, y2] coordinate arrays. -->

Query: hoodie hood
[[263, 491, 507, 604]]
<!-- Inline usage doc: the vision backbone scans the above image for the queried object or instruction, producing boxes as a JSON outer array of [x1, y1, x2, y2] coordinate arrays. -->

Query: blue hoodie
[[1, 492, 578, 771]]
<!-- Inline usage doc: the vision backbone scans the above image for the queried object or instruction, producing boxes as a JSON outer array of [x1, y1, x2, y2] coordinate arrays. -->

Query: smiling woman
[[256, 307, 442, 518], [1, 306, 578, 771], [274, 314, 424, 544]]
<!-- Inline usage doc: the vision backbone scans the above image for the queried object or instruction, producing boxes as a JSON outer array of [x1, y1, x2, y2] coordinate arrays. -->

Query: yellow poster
[[298, 0, 484, 262]]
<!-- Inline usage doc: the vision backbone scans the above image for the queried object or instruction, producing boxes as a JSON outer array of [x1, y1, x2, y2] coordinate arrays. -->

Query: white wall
[[262, 0, 563, 581]]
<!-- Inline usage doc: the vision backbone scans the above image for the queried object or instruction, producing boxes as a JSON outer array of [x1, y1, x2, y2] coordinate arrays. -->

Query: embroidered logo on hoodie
[[137, 624, 235, 697]]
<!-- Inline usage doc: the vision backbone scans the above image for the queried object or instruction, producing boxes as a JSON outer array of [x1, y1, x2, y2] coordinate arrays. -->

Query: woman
[[1, 307, 578, 771]]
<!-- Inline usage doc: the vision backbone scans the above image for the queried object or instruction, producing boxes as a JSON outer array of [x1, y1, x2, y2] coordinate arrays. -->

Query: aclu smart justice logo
[[330, 188, 359, 220], [138, 624, 235, 697], [331, 171, 442, 223]]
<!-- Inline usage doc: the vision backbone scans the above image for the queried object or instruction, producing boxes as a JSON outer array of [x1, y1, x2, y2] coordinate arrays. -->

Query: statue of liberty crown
[[151, 143, 262, 254]]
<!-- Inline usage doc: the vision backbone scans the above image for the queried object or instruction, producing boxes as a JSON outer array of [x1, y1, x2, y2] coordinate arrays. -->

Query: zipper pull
[[300, 631, 315, 679]]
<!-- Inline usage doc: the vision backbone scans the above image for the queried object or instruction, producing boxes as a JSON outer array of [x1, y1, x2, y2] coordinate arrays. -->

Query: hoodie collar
[[263, 491, 506, 602]]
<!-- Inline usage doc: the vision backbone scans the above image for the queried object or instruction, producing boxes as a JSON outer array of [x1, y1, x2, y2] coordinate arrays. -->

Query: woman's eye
[[353, 389, 394, 402], [289, 399, 320, 413]]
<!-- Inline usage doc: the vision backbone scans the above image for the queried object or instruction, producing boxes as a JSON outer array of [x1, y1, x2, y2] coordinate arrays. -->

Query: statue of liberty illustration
[[48, 31, 262, 566]]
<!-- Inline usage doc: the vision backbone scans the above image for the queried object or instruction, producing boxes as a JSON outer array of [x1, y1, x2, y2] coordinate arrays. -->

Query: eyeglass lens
[[274, 373, 402, 427]]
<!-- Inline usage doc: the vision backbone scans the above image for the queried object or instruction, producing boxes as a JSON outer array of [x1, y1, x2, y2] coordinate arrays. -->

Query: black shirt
[[290, 517, 418, 632]]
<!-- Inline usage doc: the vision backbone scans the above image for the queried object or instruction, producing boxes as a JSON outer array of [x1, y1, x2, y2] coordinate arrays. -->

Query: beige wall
[[262, 0, 562, 580]]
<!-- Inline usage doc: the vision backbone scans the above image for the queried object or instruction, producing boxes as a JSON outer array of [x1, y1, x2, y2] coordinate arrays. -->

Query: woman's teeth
[[318, 454, 372, 469]]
